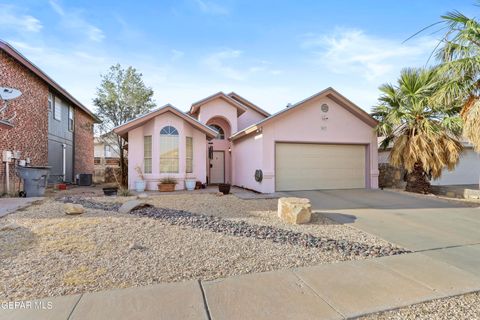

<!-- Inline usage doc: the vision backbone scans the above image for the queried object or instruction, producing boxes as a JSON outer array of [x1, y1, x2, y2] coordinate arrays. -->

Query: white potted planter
[[185, 177, 196, 191], [134, 165, 146, 192], [135, 180, 146, 192]]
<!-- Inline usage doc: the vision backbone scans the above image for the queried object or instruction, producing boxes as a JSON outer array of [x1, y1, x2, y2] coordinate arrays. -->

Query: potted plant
[[158, 177, 177, 192], [185, 174, 196, 191], [218, 182, 231, 195], [134, 166, 146, 192]]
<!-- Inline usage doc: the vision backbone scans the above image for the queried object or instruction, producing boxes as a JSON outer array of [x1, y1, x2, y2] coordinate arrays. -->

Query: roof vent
[[286, 103, 292, 108]]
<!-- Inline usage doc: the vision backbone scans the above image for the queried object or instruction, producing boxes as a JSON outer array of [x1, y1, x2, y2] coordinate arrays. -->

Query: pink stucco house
[[114, 87, 379, 193]]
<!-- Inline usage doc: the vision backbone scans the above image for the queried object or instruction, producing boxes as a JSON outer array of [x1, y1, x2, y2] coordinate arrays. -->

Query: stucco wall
[[197, 99, 238, 134], [0, 50, 49, 194], [127, 111, 207, 190], [431, 148, 480, 186], [237, 108, 266, 131], [232, 133, 263, 190], [234, 95, 378, 193]]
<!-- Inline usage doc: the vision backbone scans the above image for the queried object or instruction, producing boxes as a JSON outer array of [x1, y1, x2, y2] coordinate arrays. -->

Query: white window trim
[[54, 96, 62, 121], [144, 135, 152, 174], [160, 126, 179, 173], [68, 106, 74, 131], [186, 136, 193, 173]]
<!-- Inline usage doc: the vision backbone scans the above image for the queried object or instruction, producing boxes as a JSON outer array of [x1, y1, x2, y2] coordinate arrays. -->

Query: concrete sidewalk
[[0, 197, 43, 218], [3, 247, 480, 320]]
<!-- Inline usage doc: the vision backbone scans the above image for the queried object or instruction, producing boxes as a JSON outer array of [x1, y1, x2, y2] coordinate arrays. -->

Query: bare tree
[[94, 63, 155, 186]]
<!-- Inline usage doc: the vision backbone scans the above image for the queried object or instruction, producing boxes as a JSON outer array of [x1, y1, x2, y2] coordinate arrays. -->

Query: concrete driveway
[[287, 189, 480, 277]]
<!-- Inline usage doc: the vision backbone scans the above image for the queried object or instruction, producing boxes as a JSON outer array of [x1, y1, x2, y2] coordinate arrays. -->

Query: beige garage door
[[275, 143, 366, 191]]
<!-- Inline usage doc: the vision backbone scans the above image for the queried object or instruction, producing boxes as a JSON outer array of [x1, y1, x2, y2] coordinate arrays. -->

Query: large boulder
[[119, 200, 152, 214], [64, 203, 84, 215], [277, 197, 311, 224]]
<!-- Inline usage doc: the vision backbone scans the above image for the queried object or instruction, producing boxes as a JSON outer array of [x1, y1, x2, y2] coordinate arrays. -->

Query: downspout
[[62, 143, 66, 182]]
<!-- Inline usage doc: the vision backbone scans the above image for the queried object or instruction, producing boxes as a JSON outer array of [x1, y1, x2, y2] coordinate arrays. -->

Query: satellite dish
[[0, 87, 21, 124], [0, 87, 22, 101]]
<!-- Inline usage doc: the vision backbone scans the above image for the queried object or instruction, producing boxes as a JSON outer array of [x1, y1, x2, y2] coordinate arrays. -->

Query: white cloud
[[0, 5, 42, 32], [203, 49, 283, 81], [204, 49, 247, 80], [48, 0, 105, 42], [193, 0, 229, 15], [302, 28, 436, 82], [171, 49, 185, 61]]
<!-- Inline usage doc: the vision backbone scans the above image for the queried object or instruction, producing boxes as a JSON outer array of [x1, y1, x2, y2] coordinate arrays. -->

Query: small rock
[[118, 200, 152, 214], [137, 193, 149, 199], [64, 203, 84, 215], [215, 192, 224, 197], [129, 242, 146, 250], [0, 222, 21, 231]]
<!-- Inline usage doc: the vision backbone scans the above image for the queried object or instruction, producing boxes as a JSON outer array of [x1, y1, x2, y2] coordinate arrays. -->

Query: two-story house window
[[48, 92, 53, 112], [68, 106, 74, 131], [54, 96, 62, 121], [104, 145, 112, 158]]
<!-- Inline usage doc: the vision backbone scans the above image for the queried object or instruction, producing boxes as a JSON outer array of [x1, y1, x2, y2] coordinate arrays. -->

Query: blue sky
[[0, 0, 476, 114]]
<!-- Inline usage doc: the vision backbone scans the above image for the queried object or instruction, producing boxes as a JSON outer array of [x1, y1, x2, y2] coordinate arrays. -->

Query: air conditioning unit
[[77, 174, 93, 186]]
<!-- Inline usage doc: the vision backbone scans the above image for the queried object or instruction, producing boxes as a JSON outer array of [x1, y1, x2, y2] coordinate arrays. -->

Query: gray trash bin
[[16, 166, 51, 197]]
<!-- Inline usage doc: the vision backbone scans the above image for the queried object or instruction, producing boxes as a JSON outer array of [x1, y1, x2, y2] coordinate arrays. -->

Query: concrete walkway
[[2, 189, 480, 319], [3, 249, 480, 320], [0, 197, 43, 218]]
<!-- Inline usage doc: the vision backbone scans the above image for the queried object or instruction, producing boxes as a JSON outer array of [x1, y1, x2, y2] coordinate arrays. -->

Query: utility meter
[[2, 150, 12, 163]]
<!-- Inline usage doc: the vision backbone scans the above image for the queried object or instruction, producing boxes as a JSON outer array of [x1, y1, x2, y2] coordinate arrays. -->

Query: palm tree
[[373, 68, 463, 194], [434, 10, 480, 151]]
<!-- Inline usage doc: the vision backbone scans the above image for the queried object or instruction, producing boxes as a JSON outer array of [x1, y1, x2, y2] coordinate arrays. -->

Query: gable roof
[[227, 92, 270, 117], [0, 40, 100, 123], [231, 87, 378, 141], [113, 104, 218, 139], [189, 91, 247, 116]]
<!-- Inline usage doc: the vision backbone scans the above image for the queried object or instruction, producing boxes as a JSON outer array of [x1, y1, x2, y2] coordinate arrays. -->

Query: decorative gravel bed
[[59, 196, 121, 211], [359, 291, 480, 319], [131, 207, 409, 257], [1, 194, 408, 301], [60, 196, 409, 257]]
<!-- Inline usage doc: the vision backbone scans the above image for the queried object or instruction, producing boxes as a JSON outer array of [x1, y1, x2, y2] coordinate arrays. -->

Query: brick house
[[0, 40, 100, 194]]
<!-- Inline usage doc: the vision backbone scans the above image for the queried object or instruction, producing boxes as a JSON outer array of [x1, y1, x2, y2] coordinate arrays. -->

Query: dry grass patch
[[63, 266, 107, 286], [0, 194, 400, 301]]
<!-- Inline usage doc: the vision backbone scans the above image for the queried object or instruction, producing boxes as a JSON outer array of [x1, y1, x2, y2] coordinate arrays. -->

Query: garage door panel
[[275, 143, 366, 191]]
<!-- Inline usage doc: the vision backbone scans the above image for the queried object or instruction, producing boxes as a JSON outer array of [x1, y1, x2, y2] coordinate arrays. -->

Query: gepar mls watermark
[[1, 300, 53, 310]]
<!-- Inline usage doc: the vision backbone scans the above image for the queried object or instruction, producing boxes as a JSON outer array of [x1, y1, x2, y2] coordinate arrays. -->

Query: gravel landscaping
[[1, 193, 407, 301], [359, 291, 480, 319]]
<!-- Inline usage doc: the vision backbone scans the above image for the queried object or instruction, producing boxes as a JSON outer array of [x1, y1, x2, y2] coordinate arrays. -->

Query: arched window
[[160, 126, 179, 135], [209, 124, 225, 140], [160, 126, 179, 173]]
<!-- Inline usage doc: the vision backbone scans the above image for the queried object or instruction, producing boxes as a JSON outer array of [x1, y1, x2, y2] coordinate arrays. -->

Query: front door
[[210, 151, 225, 184]]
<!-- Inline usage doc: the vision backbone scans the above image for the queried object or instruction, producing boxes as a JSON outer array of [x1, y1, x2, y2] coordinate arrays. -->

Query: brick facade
[[74, 109, 94, 176], [0, 45, 96, 194], [0, 51, 49, 194]]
